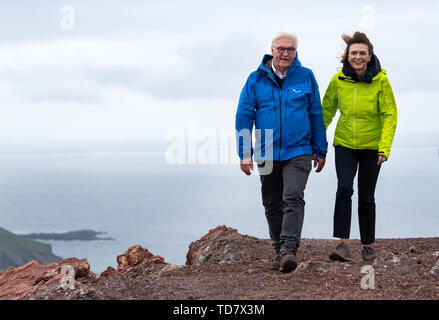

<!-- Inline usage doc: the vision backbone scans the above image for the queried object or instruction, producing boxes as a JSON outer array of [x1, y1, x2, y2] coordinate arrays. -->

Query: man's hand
[[377, 155, 387, 166], [240, 158, 253, 175], [312, 156, 326, 173]]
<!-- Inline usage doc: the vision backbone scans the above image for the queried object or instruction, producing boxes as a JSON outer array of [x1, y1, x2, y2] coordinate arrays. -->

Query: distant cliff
[[20, 229, 114, 241], [0, 226, 62, 271]]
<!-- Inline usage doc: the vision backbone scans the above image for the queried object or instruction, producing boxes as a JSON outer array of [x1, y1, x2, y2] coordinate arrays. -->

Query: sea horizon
[[1, 146, 438, 273]]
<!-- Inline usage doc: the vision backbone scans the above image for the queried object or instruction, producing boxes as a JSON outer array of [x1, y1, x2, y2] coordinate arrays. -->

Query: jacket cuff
[[378, 151, 388, 159], [313, 152, 326, 159], [240, 152, 253, 160]]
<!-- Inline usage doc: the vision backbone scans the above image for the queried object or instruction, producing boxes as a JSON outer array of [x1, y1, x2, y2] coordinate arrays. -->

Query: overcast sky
[[0, 0, 438, 152]]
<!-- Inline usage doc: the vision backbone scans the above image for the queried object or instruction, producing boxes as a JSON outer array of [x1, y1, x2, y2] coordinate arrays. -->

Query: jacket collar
[[258, 53, 301, 79]]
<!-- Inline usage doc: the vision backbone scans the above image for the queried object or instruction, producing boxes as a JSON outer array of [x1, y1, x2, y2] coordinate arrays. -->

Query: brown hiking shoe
[[270, 254, 281, 270], [279, 253, 298, 273], [361, 245, 377, 262], [329, 242, 352, 262]]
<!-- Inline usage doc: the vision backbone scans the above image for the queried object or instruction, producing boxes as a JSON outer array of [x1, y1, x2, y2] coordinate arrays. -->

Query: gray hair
[[271, 32, 298, 48]]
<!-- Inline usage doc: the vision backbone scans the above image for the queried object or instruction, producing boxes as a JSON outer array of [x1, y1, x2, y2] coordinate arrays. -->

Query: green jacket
[[322, 68, 397, 159]]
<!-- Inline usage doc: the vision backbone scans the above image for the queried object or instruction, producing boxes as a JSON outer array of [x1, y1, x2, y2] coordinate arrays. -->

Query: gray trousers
[[258, 154, 312, 256]]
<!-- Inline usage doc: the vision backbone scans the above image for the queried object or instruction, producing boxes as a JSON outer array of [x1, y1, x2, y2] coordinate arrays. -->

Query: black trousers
[[333, 146, 381, 245]]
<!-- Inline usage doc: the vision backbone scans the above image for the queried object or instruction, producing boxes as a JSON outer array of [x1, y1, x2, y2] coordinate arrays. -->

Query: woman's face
[[347, 43, 371, 75]]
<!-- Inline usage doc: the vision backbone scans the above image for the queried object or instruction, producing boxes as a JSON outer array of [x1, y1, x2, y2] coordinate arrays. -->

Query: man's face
[[271, 37, 297, 73]]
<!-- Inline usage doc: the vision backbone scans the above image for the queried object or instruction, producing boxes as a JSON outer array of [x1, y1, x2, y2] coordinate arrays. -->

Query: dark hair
[[340, 31, 374, 63]]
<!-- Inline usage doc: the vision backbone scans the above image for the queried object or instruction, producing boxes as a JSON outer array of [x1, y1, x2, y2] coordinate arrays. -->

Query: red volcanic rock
[[186, 225, 263, 266], [2, 227, 439, 300], [199, 225, 230, 241], [0, 258, 95, 300], [59, 257, 91, 278], [116, 245, 166, 273], [100, 266, 118, 278]]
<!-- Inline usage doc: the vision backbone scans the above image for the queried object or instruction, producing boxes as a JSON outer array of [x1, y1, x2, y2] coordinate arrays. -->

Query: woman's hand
[[377, 155, 387, 166]]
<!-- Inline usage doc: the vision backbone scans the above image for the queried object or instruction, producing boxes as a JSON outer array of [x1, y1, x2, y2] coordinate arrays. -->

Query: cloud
[[0, 69, 104, 104], [0, 0, 437, 149], [83, 33, 264, 100]]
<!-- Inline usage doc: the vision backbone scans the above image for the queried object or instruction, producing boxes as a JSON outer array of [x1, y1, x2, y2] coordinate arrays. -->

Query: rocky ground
[[1, 225, 438, 300]]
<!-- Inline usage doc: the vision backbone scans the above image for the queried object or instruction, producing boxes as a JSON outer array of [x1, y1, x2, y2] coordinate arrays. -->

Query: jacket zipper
[[266, 73, 282, 161], [258, 67, 284, 161], [353, 84, 358, 149], [278, 89, 282, 161]]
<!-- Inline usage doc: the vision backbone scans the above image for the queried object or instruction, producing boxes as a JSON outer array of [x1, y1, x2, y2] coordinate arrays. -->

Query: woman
[[322, 32, 397, 262]]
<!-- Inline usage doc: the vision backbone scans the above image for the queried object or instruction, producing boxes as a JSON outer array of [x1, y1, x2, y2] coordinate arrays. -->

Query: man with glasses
[[235, 32, 327, 273]]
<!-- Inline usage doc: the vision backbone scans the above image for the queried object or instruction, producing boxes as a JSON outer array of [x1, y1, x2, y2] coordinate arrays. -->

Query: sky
[[0, 0, 438, 153]]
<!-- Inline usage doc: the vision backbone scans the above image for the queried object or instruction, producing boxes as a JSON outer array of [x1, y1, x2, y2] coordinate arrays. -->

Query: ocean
[[0, 147, 438, 273]]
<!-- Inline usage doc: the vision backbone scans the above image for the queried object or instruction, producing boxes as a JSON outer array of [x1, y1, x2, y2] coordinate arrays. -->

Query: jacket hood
[[258, 53, 302, 77], [342, 53, 381, 83]]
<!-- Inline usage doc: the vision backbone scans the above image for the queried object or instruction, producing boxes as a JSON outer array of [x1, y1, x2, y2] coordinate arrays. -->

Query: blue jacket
[[235, 54, 328, 162]]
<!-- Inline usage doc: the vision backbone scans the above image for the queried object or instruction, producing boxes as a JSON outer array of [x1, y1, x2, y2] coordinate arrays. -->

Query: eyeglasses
[[350, 50, 369, 57], [273, 46, 296, 55]]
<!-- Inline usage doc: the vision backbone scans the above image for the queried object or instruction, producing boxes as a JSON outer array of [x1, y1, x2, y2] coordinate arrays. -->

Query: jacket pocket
[[286, 86, 309, 119]]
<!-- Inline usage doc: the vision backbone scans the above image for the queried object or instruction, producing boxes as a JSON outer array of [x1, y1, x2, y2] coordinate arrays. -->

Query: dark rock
[[408, 246, 421, 254]]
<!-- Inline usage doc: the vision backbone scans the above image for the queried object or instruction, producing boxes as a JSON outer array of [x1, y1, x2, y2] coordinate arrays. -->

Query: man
[[235, 32, 328, 273]]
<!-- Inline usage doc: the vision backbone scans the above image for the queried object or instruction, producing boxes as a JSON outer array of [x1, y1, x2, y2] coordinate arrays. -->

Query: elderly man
[[235, 32, 328, 273]]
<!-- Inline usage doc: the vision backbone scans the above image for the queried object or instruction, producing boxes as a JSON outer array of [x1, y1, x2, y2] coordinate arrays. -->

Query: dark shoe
[[329, 242, 352, 262], [279, 253, 298, 273], [270, 254, 281, 270], [362, 245, 377, 262]]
